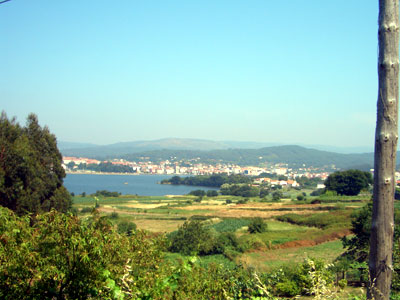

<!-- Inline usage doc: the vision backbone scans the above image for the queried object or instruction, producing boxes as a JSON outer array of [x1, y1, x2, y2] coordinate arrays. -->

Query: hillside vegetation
[[62, 143, 380, 169]]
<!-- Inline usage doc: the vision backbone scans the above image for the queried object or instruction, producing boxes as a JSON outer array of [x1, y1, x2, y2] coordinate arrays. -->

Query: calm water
[[64, 174, 217, 196]]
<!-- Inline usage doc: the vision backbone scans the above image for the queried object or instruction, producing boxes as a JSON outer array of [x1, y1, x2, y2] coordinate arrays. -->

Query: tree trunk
[[369, 1, 399, 299]]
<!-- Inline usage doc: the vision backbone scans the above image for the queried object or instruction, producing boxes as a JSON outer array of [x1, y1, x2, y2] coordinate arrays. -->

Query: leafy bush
[[69, 207, 78, 216], [260, 189, 270, 198], [268, 258, 335, 298], [341, 203, 400, 290], [275, 280, 301, 297], [338, 278, 347, 289], [80, 206, 94, 213], [272, 190, 283, 201], [235, 235, 265, 252], [248, 218, 268, 234], [212, 232, 241, 255], [189, 190, 206, 197], [168, 219, 246, 257], [0, 207, 168, 300], [206, 190, 218, 197], [117, 220, 136, 236], [109, 211, 119, 219], [168, 220, 214, 255], [311, 188, 325, 196], [237, 198, 249, 204]]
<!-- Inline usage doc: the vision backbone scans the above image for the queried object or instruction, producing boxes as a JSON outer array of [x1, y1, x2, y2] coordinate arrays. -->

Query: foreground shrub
[[109, 211, 119, 219], [341, 203, 400, 290], [0, 206, 364, 300], [275, 279, 301, 297], [80, 206, 94, 213], [266, 258, 335, 298], [0, 207, 167, 300]]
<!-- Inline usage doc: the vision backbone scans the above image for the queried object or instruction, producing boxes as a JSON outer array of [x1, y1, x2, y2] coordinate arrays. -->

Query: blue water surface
[[64, 174, 217, 196]]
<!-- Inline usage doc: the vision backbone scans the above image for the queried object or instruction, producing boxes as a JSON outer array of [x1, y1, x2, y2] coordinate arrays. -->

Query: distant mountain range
[[58, 138, 380, 170], [58, 138, 372, 156]]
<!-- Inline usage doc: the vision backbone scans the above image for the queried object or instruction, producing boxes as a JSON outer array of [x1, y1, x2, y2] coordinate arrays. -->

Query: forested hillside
[[118, 146, 376, 169]]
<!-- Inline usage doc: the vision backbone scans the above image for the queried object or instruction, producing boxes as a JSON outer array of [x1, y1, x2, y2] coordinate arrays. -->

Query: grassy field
[[72, 192, 372, 273], [238, 239, 345, 271]]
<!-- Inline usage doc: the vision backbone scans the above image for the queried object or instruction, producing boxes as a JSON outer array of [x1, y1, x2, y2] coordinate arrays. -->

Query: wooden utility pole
[[369, 1, 399, 299]]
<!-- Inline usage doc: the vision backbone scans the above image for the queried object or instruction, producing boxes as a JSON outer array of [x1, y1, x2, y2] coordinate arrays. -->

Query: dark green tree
[[259, 189, 269, 198], [324, 169, 372, 196], [272, 190, 283, 201], [168, 220, 214, 255], [0, 113, 71, 215], [169, 175, 181, 185]]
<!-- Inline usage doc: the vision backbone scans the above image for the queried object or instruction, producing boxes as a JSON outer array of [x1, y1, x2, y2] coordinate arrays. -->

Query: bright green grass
[[276, 209, 353, 230], [236, 220, 324, 252], [248, 226, 321, 247], [267, 220, 313, 232], [208, 218, 252, 232], [245, 239, 345, 271]]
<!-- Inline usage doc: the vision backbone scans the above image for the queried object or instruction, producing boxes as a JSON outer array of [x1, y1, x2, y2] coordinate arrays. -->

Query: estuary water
[[64, 174, 217, 196]]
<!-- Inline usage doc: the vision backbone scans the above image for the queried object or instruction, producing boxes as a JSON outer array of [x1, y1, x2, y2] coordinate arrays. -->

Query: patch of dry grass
[[133, 219, 185, 233]]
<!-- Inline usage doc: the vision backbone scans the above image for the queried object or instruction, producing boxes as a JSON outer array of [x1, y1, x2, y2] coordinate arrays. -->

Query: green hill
[[120, 145, 376, 169]]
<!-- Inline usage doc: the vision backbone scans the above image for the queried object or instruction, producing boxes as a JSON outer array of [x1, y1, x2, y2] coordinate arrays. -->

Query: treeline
[[93, 190, 121, 197], [220, 184, 261, 198], [75, 162, 135, 173], [161, 174, 252, 187], [256, 173, 323, 188]]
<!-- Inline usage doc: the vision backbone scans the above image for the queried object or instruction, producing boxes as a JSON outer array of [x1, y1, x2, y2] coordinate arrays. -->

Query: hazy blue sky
[[0, 1, 383, 147]]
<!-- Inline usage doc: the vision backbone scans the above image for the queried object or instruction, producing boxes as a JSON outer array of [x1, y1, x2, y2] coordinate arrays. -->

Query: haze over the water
[[1, 1, 380, 149]]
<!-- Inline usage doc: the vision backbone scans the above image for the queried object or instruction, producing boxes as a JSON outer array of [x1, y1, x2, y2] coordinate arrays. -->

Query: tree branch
[[0, 0, 12, 4]]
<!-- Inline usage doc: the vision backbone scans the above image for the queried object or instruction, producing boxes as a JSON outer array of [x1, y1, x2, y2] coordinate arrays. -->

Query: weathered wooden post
[[369, 1, 399, 299]]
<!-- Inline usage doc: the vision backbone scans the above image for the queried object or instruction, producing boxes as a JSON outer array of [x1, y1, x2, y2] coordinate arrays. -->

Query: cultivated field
[[73, 192, 369, 271]]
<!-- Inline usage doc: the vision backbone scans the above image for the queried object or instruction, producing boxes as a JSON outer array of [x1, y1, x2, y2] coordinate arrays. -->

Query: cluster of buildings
[[63, 156, 400, 188], [62, 156, 332, 182], [253, 177, 300, 188]]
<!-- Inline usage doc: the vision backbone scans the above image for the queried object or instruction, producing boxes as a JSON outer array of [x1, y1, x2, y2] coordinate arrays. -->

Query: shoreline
[[67, 171, 143, 176], [66, 171, 182, 176]]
